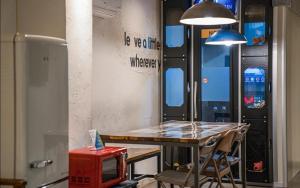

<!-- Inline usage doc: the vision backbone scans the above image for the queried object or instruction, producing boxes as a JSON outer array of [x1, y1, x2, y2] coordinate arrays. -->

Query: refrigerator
[[14, 34, 69, 188]]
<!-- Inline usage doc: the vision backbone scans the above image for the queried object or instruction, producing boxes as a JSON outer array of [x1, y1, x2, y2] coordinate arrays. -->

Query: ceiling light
[[205, 29, 247, 46], [180, 0, 237, 26]]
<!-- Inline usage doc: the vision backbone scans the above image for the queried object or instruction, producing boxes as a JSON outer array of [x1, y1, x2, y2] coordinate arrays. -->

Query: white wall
[[272, 6, 288, 187], [17, 0, 66, 38], [0, 0, 17, 180], [92, 0, 160, 133], [92, 0, 161, 176], [66, 0, 93, 149], [286, 8, 300, 181]]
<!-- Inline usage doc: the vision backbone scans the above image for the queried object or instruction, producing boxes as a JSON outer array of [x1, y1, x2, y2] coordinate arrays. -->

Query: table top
[[100, 121, 246, 145]]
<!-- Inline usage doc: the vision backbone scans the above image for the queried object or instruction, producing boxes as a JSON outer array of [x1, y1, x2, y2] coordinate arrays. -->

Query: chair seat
[[201, 164, 231, 177], [212, 154, 240, 165], [227, 155, 240, 165], [155, 170, 208, 187]]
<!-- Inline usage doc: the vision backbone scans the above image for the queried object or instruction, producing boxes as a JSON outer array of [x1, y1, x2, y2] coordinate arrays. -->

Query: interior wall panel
[[286, 7, 300, 182]]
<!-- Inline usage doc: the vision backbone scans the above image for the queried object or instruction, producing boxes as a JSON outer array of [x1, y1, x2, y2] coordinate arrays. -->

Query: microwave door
[[103, 157, 119, 182]]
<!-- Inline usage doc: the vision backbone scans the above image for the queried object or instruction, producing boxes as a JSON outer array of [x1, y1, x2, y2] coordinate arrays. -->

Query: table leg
[[128, 164, 132, 180], [163, 146, 167, 170], [241, 140, 247, 188], [170, 146, 174, 188], [193, 144, 199, 188], [131, 163, 135, 180], [157, 152, 161, 188]]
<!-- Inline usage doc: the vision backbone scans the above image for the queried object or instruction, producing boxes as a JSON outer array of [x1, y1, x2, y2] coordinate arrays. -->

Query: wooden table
[[101, 121, 246, 188]]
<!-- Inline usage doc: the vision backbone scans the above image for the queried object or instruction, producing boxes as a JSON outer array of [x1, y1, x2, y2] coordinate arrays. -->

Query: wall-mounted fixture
[[180, 0, 237, 25], [205, 29, 247, 46]]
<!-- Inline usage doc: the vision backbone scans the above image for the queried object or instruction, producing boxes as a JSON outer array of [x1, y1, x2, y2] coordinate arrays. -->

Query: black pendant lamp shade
[[206, 29, 247, 46], [180, 0, 237, 26]]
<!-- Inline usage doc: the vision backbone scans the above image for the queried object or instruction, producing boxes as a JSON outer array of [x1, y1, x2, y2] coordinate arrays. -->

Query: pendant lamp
[[180, 0, 237, 26], [205, 29, 247, 46]]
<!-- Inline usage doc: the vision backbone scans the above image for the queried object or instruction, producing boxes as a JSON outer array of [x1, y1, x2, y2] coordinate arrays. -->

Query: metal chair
[[225, 124, 250, 167], [0, 178, 27, 188], [201, 130, 238, 188], [155, 134, 222, 188]]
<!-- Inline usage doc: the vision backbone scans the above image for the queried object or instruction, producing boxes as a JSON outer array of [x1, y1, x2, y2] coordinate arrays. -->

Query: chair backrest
[[231, 124, 251, 156], [216, 130, 238, 153], [200, 134, 222, 156], [199, 134, 222, 169], [183, 134, 222, 185]]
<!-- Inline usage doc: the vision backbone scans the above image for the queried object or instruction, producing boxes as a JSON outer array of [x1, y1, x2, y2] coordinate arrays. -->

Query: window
[[166, 25, 184, 48], [165, 68, 184, 107]]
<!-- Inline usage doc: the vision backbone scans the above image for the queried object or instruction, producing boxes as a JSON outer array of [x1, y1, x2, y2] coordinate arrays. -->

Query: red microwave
[[69, 146, 127, 188]]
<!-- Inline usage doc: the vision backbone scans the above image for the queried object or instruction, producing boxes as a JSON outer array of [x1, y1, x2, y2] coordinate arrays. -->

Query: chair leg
[[212, 160, 224, 188], [158, 181, 167, 188], [208, 178, 215, 188], [228, 168, 238, 188], [226, 161, 238, 188]]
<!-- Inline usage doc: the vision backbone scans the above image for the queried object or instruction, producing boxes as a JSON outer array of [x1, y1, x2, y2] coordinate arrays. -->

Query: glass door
[[200, 38, 232, 122], [194, 28, 239, 123]]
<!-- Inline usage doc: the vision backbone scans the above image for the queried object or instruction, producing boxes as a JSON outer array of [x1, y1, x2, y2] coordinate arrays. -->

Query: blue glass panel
[[202, 67, 230, 102], [194, 0, 237, 14], [166, 68, 184, 107], [200, 40, 231, 122], [166, 25, 184, 48], [244, 67, 266, 109], [244, 22, 266, 46]]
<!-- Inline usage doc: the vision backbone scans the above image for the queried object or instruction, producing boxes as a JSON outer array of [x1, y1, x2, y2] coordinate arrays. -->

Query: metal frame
[[192, 25, 239, 123], [241, 0, 274, 185], [103, 139, 201, 188], [162, 0, 191, 121], [162, 58, 189, 119], [127, 152, 161, 182]]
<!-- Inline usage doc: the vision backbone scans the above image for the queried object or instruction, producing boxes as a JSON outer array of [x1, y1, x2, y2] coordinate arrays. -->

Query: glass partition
[[166, 25, 185, 48], [200, 39, 231, 122], [166, 68, 184, 107]]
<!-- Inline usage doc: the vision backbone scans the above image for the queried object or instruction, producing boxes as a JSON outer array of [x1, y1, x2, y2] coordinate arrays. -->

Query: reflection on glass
[[166, 25, 184, 48], [244, 22, 266, 46], [166, 68, 184, 107], [102, 158, 118, 182], [201, 40, 231, 122], [245, 5, 265, 22], [244, 67, 266, 109]]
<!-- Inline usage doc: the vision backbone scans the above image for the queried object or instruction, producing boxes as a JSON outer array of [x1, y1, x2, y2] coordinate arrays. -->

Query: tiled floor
[[139, 173, 300, 188], [143, 179, 260, 188], [288, 172, 300, 188]]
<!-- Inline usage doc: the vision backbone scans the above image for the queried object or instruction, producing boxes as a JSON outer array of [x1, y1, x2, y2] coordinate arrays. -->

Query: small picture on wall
[[244, 22, 266, 46]]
